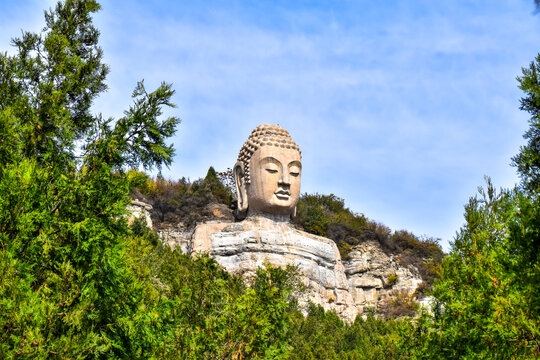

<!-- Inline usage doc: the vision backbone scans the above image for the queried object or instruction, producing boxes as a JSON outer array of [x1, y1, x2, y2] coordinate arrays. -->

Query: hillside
[[128, 167, 444, 319]]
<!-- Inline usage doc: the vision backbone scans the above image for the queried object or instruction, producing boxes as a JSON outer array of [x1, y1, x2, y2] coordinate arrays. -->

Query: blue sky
[[2, 1, 540, 251]]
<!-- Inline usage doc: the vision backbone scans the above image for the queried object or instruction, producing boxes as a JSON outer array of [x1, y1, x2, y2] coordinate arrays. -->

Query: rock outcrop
[[128, 199, 425, 320], [191, 214, 358, 320], [156, 219, 421, 320], [127, 199, 153, 229], [344, 241, 423, 313]]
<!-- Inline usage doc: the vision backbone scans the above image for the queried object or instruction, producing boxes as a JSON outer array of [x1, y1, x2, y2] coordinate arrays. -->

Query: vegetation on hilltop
[[293, 193, 444, 288], [128, 166, 235, 227]]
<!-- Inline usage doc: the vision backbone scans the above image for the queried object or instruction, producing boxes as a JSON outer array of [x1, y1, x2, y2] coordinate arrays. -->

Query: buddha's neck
[[246, 209, 291, 223]]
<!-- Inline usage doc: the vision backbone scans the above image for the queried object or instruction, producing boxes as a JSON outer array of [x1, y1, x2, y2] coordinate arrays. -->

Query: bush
[[129, 166, 235, 228], [386, 273, 399, 287], [409, 183, 540, 359], [122, 220, 302, 359], [289, 303, 410, 359], [379, 291, 418, 319], [294, 193, 367, 259], [337, 241, 353, 261]]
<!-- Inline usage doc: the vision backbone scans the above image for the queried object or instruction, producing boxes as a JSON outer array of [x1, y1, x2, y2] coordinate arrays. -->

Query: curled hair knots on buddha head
[[237, 124, 301, 184]]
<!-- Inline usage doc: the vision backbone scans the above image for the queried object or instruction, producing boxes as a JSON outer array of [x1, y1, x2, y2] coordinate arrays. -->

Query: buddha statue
[[190, 124, 357, 320], [234, 124, 302, 220]]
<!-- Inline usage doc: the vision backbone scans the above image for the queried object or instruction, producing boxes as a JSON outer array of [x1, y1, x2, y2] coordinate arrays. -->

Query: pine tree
[[0, 1, 179, 357], [512, 54, 540, 193], [406, 180, 539, 359], [0, 3, 304, 358], [402, 55, 540, 359]]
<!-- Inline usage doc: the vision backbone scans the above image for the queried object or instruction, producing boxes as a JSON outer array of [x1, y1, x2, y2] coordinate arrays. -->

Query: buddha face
[[246, 145, 302, 215]]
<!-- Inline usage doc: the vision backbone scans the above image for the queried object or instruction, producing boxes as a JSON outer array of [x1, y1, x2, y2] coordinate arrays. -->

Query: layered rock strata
[[344, 241, 423, 313], [191, 213, 358, 320]]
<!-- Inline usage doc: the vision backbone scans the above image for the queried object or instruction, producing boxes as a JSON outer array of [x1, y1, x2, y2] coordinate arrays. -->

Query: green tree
[[512, 54, 540, 193], [0, 0, 180, 357], [124, 220, 301, 359], [203, 166, 235, 205], [400, 48, 540, 359], [406, 53, 540, 351], [289, 303, 406, 360], [0, 4, 300, 357], [403, 180, 539, 359]]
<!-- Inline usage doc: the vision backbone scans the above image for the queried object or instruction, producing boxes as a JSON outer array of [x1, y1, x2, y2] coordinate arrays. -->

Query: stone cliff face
[[190, 215, 358, 320], [129, 200, 425, 320], [344, 241, 423, 314]]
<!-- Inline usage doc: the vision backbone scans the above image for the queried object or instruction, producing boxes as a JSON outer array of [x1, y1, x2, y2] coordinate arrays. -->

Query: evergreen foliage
[[203, 166, 236, 206], [0, 0, 177, 356], [402, 180, 539, 359], [294, 193, 367, 260], [288, 304, 407, 359], [512, 54, 540, 193], [401, 49, 540, 357], [124, 219, 302, 359]]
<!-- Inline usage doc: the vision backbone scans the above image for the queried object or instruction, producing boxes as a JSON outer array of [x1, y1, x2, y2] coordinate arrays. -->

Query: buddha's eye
[[289, 165, 300, 177], [265, 168, 278, 174]]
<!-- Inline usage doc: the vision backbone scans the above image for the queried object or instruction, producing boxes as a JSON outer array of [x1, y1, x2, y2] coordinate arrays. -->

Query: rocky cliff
[[128, 200, 426, 321]]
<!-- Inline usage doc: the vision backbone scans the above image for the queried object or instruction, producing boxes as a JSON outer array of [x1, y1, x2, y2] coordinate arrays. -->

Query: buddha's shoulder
[[192, 218, 270, 236], [193, 220, 240, 236], [193, 218, 335, 244]]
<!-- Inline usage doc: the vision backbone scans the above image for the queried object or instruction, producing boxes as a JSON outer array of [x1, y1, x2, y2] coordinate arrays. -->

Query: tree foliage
[[512, 53, 540, 192], [125, 219, 301, 359], [0, 0, 180, 357], [402, 180, 539, 359], [288, 304, 407, 360], [4, 1, 539, 359], [294, 193, 367, 259]]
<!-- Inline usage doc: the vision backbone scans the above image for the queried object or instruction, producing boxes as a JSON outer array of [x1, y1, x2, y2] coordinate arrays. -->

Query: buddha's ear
[[292, 206, 297, 219], [234, 161, 248, 217]]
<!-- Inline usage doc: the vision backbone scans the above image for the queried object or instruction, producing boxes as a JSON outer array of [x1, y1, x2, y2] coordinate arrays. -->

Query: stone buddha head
[[234, 124, 302, 219]]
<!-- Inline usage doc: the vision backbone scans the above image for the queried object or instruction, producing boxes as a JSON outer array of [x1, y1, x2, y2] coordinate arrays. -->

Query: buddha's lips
[[275, 190, 290, 199]]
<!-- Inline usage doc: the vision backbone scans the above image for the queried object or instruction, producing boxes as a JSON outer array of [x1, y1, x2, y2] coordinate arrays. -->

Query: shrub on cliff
[[129, 166, 235, 227], [293, 193, 368, 259]]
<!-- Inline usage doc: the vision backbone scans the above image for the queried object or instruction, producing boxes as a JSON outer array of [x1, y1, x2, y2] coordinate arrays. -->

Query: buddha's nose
[[279, 172, 290, 186]]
